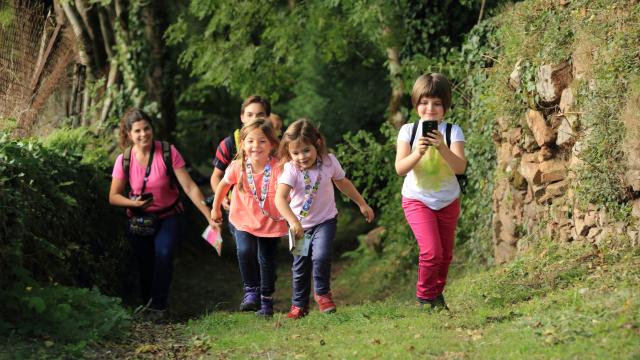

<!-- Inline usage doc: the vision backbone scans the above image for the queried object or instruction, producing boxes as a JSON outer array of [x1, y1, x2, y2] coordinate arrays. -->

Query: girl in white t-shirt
[[275, 118, 374, 319], [394, 73, 467, 310]]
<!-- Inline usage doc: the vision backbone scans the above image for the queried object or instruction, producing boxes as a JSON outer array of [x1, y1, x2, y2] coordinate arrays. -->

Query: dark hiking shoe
[[240, 286, 260, 311], [256, 296, 274, 318], [144, 308, 168, 323], [418, 294, 449, 311]]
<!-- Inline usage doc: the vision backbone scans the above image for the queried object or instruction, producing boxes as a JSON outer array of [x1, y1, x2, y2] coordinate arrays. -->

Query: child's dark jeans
[[291, 218, 337, 308], [233, 229, 279, 296]]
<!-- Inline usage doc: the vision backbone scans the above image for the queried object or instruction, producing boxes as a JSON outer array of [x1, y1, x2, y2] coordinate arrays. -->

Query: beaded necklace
[[298, 158, 323, 219], [246, 156, 284, 221]]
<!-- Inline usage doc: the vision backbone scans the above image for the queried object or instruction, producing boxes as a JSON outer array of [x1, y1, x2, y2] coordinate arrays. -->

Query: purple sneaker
[[256, 296, 274, 317], [240, 286, 260, 311]]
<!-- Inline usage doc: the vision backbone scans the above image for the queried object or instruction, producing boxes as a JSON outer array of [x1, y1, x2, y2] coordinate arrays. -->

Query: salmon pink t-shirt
[[112, 141, 185, 215], [224, 157, 287, 237]]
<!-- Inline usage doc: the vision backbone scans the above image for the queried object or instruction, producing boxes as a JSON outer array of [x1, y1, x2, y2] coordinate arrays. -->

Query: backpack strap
[[445, 122, 452, 148], [123, 146, 132, 178], [409, 120, 420, 147], [233, 128, 241, 155], [161, 141, 178, 189], [123, 146, 132, 184]]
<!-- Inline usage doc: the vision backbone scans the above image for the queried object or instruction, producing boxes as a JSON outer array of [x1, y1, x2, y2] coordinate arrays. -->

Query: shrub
[[0, 130, 128, 296]]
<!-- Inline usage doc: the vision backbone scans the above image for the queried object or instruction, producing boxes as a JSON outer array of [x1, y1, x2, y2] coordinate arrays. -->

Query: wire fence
[[0, 0, 75, 134]]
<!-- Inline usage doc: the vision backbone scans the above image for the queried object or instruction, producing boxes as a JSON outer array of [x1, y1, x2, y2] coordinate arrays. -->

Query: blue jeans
[[291, 218, 337, 307], [129, 215, 179, 310], [233, 229, 279, 296]]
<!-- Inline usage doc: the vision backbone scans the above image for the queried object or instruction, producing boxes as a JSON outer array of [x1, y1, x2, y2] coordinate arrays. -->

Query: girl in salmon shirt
[[211, 118, 287, 317]]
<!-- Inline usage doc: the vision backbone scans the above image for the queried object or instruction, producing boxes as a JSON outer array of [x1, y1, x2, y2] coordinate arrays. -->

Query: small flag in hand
[[202, 225, 223, 256]]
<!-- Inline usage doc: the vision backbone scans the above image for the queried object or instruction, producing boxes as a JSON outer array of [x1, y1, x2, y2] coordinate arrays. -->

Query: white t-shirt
[[397, 120, 465, 210]]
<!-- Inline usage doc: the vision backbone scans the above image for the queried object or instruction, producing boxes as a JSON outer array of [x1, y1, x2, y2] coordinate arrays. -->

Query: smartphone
[[422, 120, 438, 138], [140, 192, 154, 203]]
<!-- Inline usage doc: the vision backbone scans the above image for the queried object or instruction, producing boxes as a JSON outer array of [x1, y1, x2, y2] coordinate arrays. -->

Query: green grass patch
[[179, 239, 640, 358]]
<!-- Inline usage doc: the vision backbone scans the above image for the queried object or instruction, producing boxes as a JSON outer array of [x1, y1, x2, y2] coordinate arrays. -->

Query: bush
[[0, 284, 130, 344], [0, 130, 128, 295]]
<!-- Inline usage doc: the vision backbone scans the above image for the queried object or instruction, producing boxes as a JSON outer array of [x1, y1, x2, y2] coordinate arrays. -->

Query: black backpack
[[122, 141, 177, 189], [409, 121, 468, 194]]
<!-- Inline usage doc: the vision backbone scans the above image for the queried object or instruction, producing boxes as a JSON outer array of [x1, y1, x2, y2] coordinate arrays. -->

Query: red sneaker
[[287, 305, 309, 319], [314, 292, 337, 313]]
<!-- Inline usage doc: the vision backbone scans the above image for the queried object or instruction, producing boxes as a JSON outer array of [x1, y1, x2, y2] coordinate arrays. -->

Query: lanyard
[[298, 159, 322, 219], [246, 157, 284, 221], [138, 141, 155, 195]]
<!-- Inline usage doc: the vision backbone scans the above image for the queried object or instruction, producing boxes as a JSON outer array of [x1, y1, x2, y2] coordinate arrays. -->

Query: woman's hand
[[359, 203, 375, 223], [132, 196, 152, 209], [289, 220, 304, 240]]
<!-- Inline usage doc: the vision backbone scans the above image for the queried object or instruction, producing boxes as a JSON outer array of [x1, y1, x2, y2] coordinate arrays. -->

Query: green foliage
[[0, 4, 13, 28], [0, 130, 128, 295], [166, 0, 399, 145], [0, 285, 130, 349], [335, 123, 398, 209]]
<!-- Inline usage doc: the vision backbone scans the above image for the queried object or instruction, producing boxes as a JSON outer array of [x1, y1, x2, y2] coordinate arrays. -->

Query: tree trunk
[[99, 63, 120, 127], [386, 45, 405, 129], [114, 0, 129, 39], [141, 2, 176, 141], [97, 6, 115, 59], [75, 0, 107, 71], [61, 1, 94, 76]]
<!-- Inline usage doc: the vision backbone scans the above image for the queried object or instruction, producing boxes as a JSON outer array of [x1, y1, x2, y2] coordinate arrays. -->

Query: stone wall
[[492, 46, 640, 264]]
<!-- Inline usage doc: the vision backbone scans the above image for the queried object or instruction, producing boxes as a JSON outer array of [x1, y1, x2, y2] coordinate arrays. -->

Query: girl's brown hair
[[118, 108, 153, 149], [278, 118, 328, 163], [235, 118, 280, 192], [411, 73, 452, 114]]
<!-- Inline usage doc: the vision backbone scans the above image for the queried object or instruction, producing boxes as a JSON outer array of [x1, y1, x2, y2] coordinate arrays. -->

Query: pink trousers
[[402, 197, 460, 300]]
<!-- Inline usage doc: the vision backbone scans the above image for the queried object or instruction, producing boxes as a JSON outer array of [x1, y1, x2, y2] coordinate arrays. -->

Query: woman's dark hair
[[118, 108, 153, 149]]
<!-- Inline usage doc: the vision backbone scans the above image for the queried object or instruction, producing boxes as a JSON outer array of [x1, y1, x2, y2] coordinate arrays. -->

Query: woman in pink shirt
[[109, 108, 213, 321], [211, 118, 287, 317]]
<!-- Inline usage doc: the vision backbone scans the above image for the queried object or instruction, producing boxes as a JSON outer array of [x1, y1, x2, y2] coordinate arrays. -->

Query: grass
[[177, 239, 640, 359]]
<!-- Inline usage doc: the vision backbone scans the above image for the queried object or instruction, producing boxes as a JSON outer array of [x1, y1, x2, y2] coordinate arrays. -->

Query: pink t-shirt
[[278, 154, 345, 229], [224, 157, 288, 237], [112, 141, 185, 214]]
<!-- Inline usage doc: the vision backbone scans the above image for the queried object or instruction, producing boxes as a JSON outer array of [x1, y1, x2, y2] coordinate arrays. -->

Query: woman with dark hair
[[109, 108, 214, 321]]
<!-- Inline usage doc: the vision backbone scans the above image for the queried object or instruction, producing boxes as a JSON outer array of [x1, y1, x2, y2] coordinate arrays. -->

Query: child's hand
[[221, 197, 230, 211], [211, 207, 222, 224], [416, 137, 429, 155], [359, 203, 375, 223], [290, 220, 304, 239], [426, 130, 445, 150]]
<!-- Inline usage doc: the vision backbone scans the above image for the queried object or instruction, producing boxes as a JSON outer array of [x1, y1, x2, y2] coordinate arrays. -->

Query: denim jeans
[[291, 218, 337, 307], [129, 215, 180, 311], [233, 229, 279, 296]]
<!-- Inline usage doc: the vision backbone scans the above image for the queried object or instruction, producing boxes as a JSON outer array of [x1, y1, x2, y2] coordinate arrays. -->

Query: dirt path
[[88, 225, 299, 358]]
